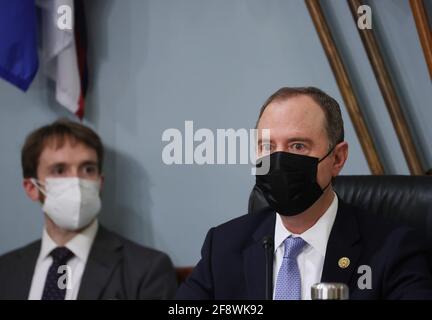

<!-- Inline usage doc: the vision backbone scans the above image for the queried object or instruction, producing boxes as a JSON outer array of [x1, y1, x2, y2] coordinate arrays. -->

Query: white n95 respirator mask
[[31, 177, 102, 231]]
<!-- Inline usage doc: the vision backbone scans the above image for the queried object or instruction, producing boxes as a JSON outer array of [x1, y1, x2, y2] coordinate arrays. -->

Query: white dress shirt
[[28, 219, 99, 300], [273, 193, 338, 300]]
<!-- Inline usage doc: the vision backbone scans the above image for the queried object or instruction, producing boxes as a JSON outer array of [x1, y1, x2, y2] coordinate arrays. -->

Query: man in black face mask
[[176, 87, 432, 300]]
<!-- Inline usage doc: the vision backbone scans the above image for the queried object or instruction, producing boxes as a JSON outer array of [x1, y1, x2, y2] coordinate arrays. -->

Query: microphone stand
[[262, 236, 274, 300]]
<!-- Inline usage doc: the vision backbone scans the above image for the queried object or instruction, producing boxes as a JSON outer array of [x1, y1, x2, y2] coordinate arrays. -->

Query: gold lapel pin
[[338, 257, 350, 269]]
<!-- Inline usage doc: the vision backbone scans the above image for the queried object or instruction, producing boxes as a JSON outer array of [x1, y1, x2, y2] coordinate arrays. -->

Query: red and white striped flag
[[37, 0, 88, 119]]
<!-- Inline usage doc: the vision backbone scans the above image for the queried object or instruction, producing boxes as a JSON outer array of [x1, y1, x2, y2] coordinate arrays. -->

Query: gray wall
[[0, 0, 430, 266]]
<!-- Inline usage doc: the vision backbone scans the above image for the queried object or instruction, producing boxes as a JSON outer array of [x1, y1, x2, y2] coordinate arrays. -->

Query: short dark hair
[[256, 87, 344, 149], [21, 119, 104, 178]]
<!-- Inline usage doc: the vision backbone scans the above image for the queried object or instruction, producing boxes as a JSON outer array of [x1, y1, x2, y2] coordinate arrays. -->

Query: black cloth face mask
[[255, 148, 333, 216]]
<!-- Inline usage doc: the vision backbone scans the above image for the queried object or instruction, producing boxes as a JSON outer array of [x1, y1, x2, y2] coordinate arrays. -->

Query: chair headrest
[[248, 175, 432, 237]]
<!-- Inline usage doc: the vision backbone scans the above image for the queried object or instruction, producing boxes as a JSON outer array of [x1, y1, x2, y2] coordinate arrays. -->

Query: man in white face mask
[[0, 119, 177, 300]]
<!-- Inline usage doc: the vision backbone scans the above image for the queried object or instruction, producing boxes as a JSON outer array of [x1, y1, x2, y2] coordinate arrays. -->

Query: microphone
[[262, 236, 274, 300], [311, 283, 349, 300]]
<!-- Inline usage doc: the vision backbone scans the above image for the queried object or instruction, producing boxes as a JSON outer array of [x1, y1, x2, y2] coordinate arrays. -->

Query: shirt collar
[[39, 219, 99, 262], [274, 193, 338, 257]]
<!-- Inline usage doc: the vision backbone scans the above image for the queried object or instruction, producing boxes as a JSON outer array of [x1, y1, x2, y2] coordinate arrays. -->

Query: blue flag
[[0, 0, 39, 91]]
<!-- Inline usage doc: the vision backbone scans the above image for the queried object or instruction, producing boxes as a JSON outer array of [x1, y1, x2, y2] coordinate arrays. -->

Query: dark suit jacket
[[0, 226, 178, 300], [176, 201, 432, 299]]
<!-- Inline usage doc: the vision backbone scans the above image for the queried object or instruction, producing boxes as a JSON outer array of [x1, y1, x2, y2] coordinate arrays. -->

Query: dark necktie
[[41, 247, 74, 300]]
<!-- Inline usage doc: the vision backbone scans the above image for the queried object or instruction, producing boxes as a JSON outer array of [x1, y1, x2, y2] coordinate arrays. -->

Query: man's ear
[[331, 141, 348, 177], [23, 178, 41, 202]]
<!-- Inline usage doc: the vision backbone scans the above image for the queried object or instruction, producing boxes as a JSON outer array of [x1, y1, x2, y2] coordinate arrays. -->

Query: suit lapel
[[321, 201, 361, 286], [14, 241, 41, 299], [242, 210, 276, 299], [78, 227, 123, 299]]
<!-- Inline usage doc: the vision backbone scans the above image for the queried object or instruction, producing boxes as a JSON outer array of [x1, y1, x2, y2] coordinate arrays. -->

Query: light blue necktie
[[274, 236, 307, 300]]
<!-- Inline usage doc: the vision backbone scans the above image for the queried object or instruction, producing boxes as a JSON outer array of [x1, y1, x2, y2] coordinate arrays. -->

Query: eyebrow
[[46, 160, 98, 170], [80, 161, 98, 167], [47, 162, 67, 170], [257, 137, 313, 144]]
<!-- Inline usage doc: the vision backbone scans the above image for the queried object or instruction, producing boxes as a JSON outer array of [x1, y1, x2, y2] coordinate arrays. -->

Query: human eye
[[262, 143, 272, 152], [290, 142, 306, 154], [259, 142, 274, 155], [82, 164, 98, 177], [50, 164, 66, 176]]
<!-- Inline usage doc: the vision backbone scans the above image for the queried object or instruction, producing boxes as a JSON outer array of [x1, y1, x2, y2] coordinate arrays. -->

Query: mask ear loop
[[30, 178, 47, 196], [321, 179, 332, 192], [318, 144, 338, 192], [318, 145, 336, 163]]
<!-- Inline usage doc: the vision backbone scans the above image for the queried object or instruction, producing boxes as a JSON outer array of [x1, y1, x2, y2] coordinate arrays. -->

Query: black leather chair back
[[248, 175, 432, 240]]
